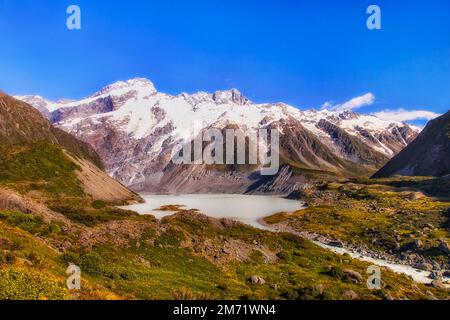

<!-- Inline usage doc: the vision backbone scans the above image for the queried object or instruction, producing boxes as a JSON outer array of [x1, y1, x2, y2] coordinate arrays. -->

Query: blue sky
[[0, 0, 449, 123]]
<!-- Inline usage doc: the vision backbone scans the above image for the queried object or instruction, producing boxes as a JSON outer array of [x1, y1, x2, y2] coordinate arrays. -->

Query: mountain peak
[[91, 77, 156, 98], [13, 95, 54, 110], [212, 89, 251, 105], [338, 110, 360, 120]]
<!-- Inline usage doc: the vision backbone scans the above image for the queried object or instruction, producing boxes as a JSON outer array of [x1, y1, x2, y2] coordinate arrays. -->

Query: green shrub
[[0, 211, 43, 234], [91, 200, 106, 209], [325, 266, 346, 280], [277, 250, 292, 262], [0, 268, 69, 300], [80, 253, 104, 276], [60, 252, 81, 266], [0, 211, 63, 238], [155, 229, 184, 247], [248, 250, 265, 264], [50, 205, 138, 227], [50, 206, 97, 227]]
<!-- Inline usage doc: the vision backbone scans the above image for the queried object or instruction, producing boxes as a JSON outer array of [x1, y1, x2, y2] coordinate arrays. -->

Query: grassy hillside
[[0, 142, 85, 198], [1, 206, 448, 300], [265, 178, 450, 270]]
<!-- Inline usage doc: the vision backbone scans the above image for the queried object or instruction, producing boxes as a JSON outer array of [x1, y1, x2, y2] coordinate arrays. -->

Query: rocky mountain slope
[[17, 79, 419, 194], [373, 110, 450, 178], [0, 92, 141, 203]]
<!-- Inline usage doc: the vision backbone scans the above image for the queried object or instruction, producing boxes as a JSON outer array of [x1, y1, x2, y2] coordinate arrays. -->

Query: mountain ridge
[[373, 110, 450, 178], [15, 78, 420, 193], [0, 93, 140, 203]]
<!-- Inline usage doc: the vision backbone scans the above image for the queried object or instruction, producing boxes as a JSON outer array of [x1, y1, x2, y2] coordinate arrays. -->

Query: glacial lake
[[121, 194, 305, 229]]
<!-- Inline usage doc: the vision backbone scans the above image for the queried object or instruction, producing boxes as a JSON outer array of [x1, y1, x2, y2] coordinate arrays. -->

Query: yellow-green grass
[[265, 181, 450, 262]]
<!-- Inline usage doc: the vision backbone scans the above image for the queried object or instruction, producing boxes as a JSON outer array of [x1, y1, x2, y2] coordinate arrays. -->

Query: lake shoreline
[[121, 193, 306, 229], [122, 193, 449, 287]]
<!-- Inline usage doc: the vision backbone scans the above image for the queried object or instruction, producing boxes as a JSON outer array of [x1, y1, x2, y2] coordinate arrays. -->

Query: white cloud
[[372, 108, 441, 122], [321, 102, 333, 110], [322, 93, 375, 112]]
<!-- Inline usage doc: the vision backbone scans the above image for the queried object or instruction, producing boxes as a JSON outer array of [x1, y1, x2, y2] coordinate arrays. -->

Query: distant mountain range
[[16, 78, 420, 194], [373, 110, 450, 178]]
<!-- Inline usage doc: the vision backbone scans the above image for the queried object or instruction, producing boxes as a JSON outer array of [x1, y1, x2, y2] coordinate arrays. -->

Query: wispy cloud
[[372, 108, 441, 122], [321, 102, 333, 110], [322, 93, 375, 112]]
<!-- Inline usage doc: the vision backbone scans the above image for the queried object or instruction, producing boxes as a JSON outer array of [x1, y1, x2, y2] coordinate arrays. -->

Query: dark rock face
[[52, 92, 137, 123], [373, 111, 450, 178], [212, 89, 251, 105]]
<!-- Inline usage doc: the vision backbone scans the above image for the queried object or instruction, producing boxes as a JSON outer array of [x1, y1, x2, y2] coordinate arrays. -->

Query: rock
[[415, 262, 434, 272], [401, 239, 423, 251], [344, 290, 359, 300], [424, 223, 435, 230], [24, 259, 34, 267], [408, 192, 420, 201], [431, 280, 447, 290], [221, 219, 237, 228], [438, 241, 450, 254], [249, 275, 266, 285], [414, 239, 424, 249], [343, 269, 363, 283], [329, 240, 344, 248], [222, 247, 232, 255], [430, 271, 443, 280]]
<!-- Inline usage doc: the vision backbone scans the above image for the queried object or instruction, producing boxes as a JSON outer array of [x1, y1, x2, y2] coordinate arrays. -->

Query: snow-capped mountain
[[16, 78, 419, 194]]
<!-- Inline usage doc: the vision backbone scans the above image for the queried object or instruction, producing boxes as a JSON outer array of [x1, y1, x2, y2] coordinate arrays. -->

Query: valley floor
[[1, 177, 449, 300], [264, 176, 450, 290]]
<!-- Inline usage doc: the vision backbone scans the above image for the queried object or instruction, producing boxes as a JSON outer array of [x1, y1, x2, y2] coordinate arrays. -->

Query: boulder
[[430, 271, 443, 280], [344, 290, 359, 300], [424, 223, 435, 230], [431, 280, 447, 290], [438, 241, 450, 255], [401, 239, 423, 251], [329, 240, 344, 248], [343, 269, 363, 283], [249, 275, 266, 285], [414, 262, 434, 272]]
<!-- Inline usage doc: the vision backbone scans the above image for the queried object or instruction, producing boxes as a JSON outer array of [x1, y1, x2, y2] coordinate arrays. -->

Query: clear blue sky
[[0, 0, 449, 117]]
